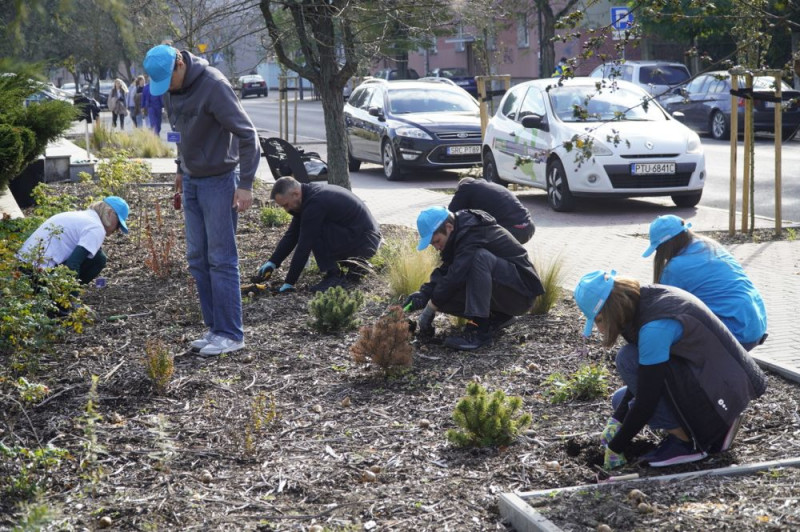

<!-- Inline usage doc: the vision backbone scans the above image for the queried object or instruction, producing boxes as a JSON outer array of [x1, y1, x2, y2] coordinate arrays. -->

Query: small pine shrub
[[446, 381, 532, 448], [308, 286, 364, 333], [543, 364, 609, 404], [384, 235, 440, 299], [351, 306, 413, 374], [144, 339, 174, 395], [260, 204, 292, 227], [530, 253, 565, 315]]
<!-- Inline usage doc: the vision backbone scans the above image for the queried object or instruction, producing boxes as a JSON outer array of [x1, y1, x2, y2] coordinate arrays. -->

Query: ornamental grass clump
[[351, 306, 413, 374], [144, 339, 174, 395], [446, 381, 532, 448], [259, 204, 292, 227], [530, 253, 565, 315], [308, 286, 364, 333], [383, 235, 439, 299]]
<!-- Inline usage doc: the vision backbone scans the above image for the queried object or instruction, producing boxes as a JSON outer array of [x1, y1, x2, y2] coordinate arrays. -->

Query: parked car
[[238, 74, 268, 98], [88, 80, 115, 109], [59, 82, 78, 96], [371, 68, 420, 81], [344, 78, 482, 180], [589, 60, 691, 104], [660, 71, 800, 141], [482, 78, 706, 212], [24, 83, 74, 107], [426, 67, 478, 97]]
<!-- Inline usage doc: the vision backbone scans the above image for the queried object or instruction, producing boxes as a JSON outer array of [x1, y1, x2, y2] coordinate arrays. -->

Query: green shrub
[[259, 204, 292, 227], [530, 253, 565, 315], [0, 442, 69, 502], [86, 121, 174, 158], [93, 149, 151, 198], [446, 381, 532, 448], [308, 286, 364, 333], [383, 235, 440, 299], [543, 364, 609, 404], [30, 183, 81, 219], [144, 339, 174, 395]]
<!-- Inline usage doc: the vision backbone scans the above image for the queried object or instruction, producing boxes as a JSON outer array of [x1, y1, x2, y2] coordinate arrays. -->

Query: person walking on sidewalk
[[143, 43, 261, 357], [404, 207, 544, 350], [127, 76, 145, 128], [141, 79, 164, 135], [255, 176, 382, 294], [108, 79, 128, 130], [16, 197, 130, 285], [642, 214, 768, 351], [574, 270, 767, 470], [447, 177, 535, 244]]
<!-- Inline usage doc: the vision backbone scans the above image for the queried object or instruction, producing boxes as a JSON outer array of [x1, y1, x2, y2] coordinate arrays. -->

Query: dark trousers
[[112, 112, 126, 129], [436, 248, 536, 319], [72, 249, 107, 284], [312, 227, 381, 274]]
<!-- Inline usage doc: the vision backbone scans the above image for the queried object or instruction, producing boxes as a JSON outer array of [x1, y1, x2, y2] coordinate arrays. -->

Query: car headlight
[[686, 132, 702, 154], [589, 137, 613, 156], [395, 126, 433, 140]]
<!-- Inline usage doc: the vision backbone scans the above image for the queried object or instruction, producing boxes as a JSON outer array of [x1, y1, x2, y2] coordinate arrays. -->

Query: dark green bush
[[446, 381, 532, 448], [308, 286, 364, 333]]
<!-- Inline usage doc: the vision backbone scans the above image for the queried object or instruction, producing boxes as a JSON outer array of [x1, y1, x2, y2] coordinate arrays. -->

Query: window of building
[[517, 15, 529, 48]]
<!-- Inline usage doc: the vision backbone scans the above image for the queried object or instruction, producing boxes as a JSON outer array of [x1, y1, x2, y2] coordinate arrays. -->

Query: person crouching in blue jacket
[[574, 270, 767, 469]]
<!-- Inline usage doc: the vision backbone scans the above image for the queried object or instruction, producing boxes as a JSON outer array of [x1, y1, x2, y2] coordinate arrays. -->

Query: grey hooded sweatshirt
[[165, 51, 261, 189]]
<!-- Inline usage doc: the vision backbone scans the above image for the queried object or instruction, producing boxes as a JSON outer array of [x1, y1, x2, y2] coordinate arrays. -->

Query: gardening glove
[[403, 291, 429, 312], [252, 261, 276, 283], [417, 305, 435, 334], [600, 417, 623, 447], [278, 283, 295, 293], [603, 446, 627, 470]]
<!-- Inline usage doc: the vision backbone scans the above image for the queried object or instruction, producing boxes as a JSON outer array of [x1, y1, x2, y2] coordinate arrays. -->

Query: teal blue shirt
[[660, 239, 767, 344], [639, 319, 683, 365]]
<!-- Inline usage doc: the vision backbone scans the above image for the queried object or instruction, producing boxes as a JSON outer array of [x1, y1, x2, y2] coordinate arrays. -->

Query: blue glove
[[258, 261, 276, 277], [600, 417, 622, 447], [278, 283, 294, 293], [603, 447, 627, 470]]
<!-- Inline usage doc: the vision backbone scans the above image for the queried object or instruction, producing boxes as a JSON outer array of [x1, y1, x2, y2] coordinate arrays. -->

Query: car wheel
[[546, 159, 575, 212], [348, 150, 362, 172], [781, 127, 799, 142], [482, 150, 507, 187], [710, 111, 730, 140], [240, 90, 246, 99], [382, 140, 403, 181], [672, 191, 702, 208]]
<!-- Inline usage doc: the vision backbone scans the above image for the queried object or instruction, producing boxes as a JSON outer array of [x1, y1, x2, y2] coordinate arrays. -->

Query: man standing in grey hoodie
[[143, 44, 261, 356]]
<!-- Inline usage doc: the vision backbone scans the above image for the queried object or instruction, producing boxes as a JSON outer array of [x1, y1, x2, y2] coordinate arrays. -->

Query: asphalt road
[[241, 97, 800, 223]]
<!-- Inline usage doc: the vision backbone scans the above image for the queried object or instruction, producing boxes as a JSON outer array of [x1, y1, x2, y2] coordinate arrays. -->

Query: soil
[[2, 181, 800, 531]]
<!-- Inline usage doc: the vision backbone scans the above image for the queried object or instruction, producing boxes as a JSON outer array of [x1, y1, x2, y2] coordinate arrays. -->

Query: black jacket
[[420, 210, 543, 306], [448, 180, 533, 232]]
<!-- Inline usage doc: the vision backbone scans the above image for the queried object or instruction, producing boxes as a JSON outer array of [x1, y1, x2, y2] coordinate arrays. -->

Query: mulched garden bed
[[2, 180, 800, 531]]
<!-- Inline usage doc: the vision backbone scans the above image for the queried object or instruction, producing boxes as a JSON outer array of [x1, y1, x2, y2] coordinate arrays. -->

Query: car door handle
[[510, 131, 517, 137]]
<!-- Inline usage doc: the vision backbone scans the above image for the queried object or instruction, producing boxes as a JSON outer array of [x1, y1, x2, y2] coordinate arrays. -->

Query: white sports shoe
[[198, 335, 245, 356], [190, 331, 216, 351]]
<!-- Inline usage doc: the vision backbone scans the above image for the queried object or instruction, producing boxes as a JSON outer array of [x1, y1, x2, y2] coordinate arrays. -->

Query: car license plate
[[631, 162, 676, 175], [447, 145, 480, 155]]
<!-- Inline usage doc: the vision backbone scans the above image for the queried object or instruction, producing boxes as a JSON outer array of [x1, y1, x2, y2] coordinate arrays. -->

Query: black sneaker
[[341, 260, 374, 282], [444, 321, 493, 351], [310, 272, 348, 293], [641, 434, 708, 467], [489, 313, 518, 333]]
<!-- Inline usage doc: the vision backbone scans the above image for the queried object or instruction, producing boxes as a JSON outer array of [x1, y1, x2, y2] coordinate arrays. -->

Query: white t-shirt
[[17, 210, 106, 268]]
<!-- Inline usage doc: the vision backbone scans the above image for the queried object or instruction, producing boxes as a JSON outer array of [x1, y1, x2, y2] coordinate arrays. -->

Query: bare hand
[[233, 188, 253, 213], [174, 173, 183, 193]]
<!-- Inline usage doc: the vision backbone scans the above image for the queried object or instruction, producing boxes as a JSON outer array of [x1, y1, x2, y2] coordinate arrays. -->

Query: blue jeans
[[183, 170, 243, 342], [611, 343, 680, 430]]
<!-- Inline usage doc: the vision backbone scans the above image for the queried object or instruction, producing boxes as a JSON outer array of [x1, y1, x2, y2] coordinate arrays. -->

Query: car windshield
[[745, 76, 793, 91], [387, 88, 478, 114], [549, 86, 666, 122], [638, 65, 689, 85]]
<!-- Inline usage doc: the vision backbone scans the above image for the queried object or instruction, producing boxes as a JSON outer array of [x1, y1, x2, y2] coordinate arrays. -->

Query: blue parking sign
[[611, 7, 633, 30]]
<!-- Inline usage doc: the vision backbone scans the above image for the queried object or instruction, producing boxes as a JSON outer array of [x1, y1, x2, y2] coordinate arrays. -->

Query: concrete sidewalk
[[2, 131, 798, 382]]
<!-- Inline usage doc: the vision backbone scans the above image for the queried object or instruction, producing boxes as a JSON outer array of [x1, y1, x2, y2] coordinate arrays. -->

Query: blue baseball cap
[[143, 45, 177, 97], [642, 215, 692, 257], [103, 196, 129, 234], [574, 269, 616, 337], [416, 206, 450, 251]]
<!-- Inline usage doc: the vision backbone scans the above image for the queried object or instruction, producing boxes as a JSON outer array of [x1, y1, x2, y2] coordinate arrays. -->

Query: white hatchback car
[[482, 78, 705, 212]]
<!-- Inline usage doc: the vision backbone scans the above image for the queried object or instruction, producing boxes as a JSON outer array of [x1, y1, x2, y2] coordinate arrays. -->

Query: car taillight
[[738, 98, 745, 108]]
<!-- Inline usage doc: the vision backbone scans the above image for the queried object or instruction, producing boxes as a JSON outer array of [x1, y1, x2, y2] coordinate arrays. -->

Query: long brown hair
[[598, 276, 640, 347], [652, 230, 721, 283]]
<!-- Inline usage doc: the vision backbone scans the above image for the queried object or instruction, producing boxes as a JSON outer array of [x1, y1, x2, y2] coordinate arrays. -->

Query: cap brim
[[582, 318, 595, 337], [118, 219, 129, 234], [149, 75, 171, 97], [417, 236, 431, 251], [642, 244, 657, 258]]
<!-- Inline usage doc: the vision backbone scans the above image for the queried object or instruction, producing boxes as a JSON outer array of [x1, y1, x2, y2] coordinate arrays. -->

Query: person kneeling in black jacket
[[404, 207, 544, 351]]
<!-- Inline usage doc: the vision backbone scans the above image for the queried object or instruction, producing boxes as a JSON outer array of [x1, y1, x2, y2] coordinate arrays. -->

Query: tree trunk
[[318, 84, 351, 190]]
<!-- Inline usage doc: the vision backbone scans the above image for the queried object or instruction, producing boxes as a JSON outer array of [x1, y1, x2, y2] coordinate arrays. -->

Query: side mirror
[[671, 111, 686, 121], [521, 113, 548, 132], [368, 106, 384, 119]]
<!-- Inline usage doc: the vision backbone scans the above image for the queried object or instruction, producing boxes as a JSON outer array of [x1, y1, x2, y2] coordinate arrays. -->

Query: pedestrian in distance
[[107, 78, 129, 129], [127, 76, 145, 128], [552, 57, 569, 77], [642, 214, 768, 351], [404, 206, 544, 351], [16, 197, 130, 285], [448, 177, 535, 244], [255, 176, 382, 294], [574, 270, 767, 470], [143, 43, 261, 357], [141, 79, 164, 135]]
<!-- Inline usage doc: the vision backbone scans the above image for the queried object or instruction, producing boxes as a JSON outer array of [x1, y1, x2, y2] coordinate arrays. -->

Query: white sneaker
[[190, 331, 216, 351], [198, 335, 245, 356]]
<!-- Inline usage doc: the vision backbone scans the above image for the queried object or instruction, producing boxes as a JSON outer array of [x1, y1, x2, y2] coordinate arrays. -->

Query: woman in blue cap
[[574, 270, 766, 469], [17, 196, 129, 284], [643, 214, 767, 350]]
